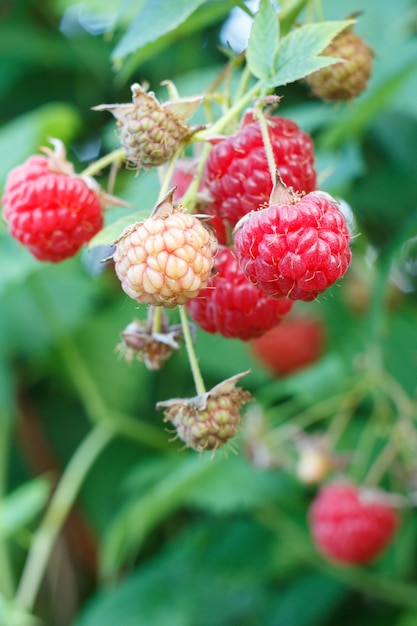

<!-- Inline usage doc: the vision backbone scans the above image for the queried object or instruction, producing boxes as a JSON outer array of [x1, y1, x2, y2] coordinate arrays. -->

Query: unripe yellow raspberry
[[113, 191, 217, 308]]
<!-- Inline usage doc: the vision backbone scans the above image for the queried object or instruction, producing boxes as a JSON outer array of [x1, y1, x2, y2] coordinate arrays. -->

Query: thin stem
[[179, 306, 206, 395], [194, 80, 262, 140], [151, 306, 164, 335], [158, 145, 183, 201], [0, 413, 14, 598], [255, 108, 277, 185], [15, 423, 113, 611], [81, 148, 126, 178], [364, 436, 399, 487], [233, 65, 253, 104], [179, 142, 211, 210]]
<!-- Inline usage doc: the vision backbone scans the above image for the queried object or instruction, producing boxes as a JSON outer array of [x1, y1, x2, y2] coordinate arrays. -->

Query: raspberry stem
[[254, 107, 278, 185], [81, 147, 126, 178], [194, 80, 262, 140], [158, 145, 183, 201], [151, 305, 163, 335], [179, 305, 206, 395], [179, 142, 211, 209], [15, 422, 114, 611], [0, 416, 14, 599]]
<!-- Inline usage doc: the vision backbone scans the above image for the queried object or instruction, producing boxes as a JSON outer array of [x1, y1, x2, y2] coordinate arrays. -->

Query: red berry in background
[[186, 246, 294, 341], [251, 315, 325, 376], [234, 179, 351, 302], [309, 482, 399, 565], [2, 140, 104, 262], [202, 110, 317, 228]]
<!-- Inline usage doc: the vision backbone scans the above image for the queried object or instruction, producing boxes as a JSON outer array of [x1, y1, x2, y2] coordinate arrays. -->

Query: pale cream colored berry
[[296, 447, 332, 485], [113, 211, 216, 308]]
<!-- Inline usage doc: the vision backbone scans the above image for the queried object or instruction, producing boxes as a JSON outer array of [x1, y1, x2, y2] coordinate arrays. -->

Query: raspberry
[[94, 82, 203, 169], [233, 181, 351, 301], [251, 315, 325, 375], [309, 482, 399, 565], [2, 142, 103, 262], [113, 190, 217, 308], [157, 372, 251, 451], [202, 110, 317, 228], [186, 246, 293, 341], [305, 26, 373, 101]]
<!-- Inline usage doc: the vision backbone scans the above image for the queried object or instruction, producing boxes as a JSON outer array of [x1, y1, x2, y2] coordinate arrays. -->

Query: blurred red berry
[[251, 315, 325, 376], [309, 482, 399, 565]]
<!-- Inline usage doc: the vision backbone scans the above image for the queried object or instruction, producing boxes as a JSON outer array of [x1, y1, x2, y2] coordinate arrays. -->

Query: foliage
[[1, 0, 417, 625]]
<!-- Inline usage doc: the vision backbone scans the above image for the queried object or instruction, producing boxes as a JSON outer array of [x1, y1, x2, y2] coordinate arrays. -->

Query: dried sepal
[[157, 371, 252, 451], [116, 309, 189, 370], [93, 82, 205, 169]]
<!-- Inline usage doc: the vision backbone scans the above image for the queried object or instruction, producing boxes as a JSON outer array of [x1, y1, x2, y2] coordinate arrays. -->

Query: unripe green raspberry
[[157, 372, 251, 451], [305, 26, 373, 101], [113, 189, 217, 308], [94, 82, 203, 168]]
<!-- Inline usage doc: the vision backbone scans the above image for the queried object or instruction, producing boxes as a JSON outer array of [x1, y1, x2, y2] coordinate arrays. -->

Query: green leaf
[[100, 454, 224, 578], [0, 478, 51, 540], [266, 20, 353, 88], [88, 212, 147, 248], [76, 518, 279, 626], [112, 0, 209, 61], [0, 103, 82, 187], [265, 571, 345, 626], [246, 0, 280, 80], [114, 2, 235, 83], [184, 453, 299, 513], [278, 0, 311, 36]]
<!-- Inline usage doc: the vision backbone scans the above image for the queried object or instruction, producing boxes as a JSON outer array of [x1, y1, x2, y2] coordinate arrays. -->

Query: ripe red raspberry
[[305, 26, 373, 102], [251, 315, 325, 375], [2, 143, 103, 262], [157, 372, 251, 451], [186, 246, 293, 341], [233, 181, 351, 301], [309, 482, 399, 565], [113, 190, 216, 308], [202, 110, 317, 228]]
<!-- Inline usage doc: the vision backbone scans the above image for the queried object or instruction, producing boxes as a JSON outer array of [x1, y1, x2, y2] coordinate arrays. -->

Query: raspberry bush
[[2, 1, 417, 625]]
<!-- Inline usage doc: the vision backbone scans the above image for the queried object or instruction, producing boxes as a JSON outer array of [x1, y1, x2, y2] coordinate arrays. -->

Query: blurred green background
[[1, 0, 417, 625]]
